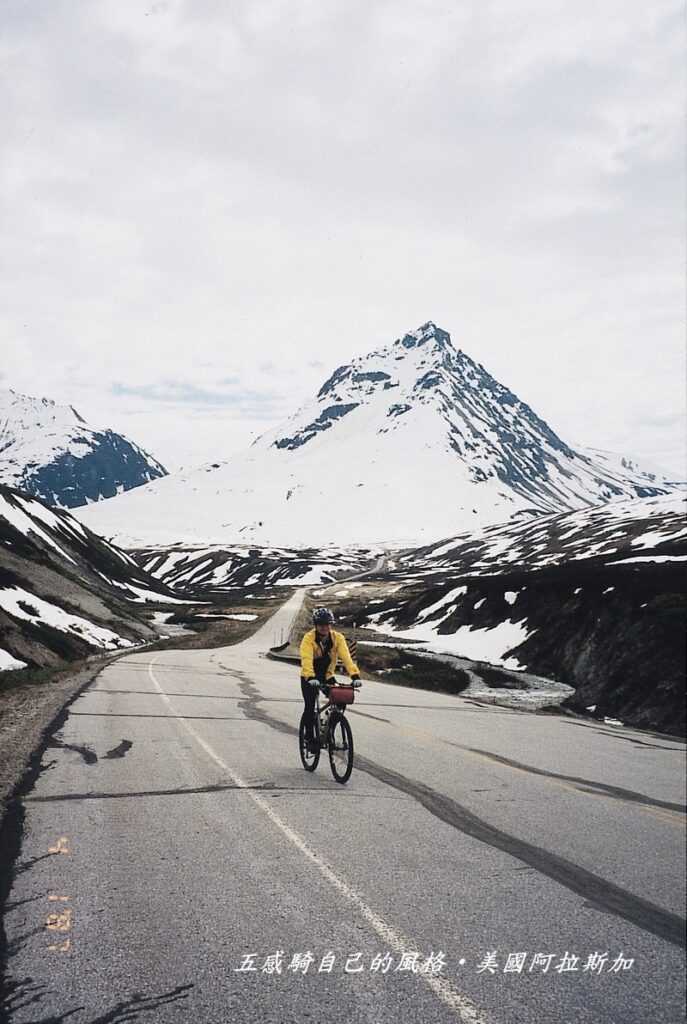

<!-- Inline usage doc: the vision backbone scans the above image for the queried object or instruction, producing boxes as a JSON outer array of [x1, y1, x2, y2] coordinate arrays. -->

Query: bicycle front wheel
[[299, 713, 319, 772], [328, 713, 353, 784]]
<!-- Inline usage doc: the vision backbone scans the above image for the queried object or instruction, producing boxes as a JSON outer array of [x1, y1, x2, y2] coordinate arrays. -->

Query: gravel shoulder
[[0, 656, 120, 819]]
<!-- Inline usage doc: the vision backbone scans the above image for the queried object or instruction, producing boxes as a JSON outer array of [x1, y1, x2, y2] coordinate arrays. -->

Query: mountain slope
[[76, 322, 680, 547], [339, 492, 686, 735], [0, 388, 167, 508], [0, 484, 188, 671]]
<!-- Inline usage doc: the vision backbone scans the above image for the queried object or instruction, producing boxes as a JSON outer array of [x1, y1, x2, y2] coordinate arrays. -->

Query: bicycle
[[299, 678, 361, 784]]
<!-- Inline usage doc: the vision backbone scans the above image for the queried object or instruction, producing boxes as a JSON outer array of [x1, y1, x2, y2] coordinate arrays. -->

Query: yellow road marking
[[46, 908, 72, 932]]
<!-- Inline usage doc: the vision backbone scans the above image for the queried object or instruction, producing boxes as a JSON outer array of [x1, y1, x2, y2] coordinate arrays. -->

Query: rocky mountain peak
[[395, 320, 453, 353]]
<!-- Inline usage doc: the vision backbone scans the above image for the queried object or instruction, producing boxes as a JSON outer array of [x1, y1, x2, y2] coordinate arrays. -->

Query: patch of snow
[[630, 530, 677, 550], [366, 617, 532, 669], [0, 493, 76, 563], [0, 585, 134, 649], [504, 591, 518, 605], [195, 613, 258, 621], [0, 649, 27, 671], [125, 584, 191, 605], [416, 585, 467, 623], [612, 555, 687, 565]]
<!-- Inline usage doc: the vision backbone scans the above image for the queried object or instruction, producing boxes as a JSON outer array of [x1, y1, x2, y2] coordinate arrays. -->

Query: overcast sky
[[2, 0, 685, 473]]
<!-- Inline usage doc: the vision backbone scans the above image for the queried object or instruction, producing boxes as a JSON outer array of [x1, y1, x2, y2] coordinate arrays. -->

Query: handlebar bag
[[331, 685, 355, 705]]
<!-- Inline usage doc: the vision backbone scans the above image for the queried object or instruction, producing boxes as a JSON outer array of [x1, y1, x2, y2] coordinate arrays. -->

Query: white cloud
[[1, 0, 684, 473]]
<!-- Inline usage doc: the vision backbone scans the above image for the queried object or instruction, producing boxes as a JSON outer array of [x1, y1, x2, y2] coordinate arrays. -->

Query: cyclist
[[300, 607, 361, 751]]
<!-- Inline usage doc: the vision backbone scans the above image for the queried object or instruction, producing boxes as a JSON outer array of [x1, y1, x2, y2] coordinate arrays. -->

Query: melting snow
[[0, 493, 77, 563], [0, 585, 134, 649], [416, 585, 467, 623], [195, 612, 258, 621], [124, 584, 189, 604], [367, 617, 532, 669], [612, 554, 687, 565], [0, 649, 27, 671]]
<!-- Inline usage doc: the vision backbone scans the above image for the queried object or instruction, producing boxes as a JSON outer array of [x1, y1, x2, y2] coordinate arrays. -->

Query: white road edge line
[[148, 654, 491, 1024]]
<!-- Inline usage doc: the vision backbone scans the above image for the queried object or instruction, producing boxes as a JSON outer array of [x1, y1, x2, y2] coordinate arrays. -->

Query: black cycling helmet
[[312, 606, 335, 625]]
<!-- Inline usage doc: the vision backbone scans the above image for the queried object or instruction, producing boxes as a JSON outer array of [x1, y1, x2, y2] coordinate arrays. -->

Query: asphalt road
[[2, 591, 685, 1024]]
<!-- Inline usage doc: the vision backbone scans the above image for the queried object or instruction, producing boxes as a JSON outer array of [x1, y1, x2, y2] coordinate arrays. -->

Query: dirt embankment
[[0, 657, 117, 820]]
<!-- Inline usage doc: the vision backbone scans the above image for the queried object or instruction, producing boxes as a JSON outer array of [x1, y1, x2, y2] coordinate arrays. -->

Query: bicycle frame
[[300, 678, 356, 783], [314, 684, 348, 746]]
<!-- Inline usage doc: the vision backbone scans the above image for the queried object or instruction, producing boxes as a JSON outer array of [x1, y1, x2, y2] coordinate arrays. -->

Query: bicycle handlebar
[[313, 679, 362, 689]]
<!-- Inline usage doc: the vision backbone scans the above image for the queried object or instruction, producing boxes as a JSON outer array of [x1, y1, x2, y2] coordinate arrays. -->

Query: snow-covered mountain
[[0, 388, 167, 508], [76, 322, 681, 547]]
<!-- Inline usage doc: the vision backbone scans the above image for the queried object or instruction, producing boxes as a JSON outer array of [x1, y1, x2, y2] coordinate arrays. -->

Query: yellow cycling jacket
[[300, 628, 360, 681]]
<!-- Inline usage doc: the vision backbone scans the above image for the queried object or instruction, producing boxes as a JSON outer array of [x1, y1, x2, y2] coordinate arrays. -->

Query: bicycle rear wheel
[[299, 712, 319, 772], [328, 713, 353, 784]]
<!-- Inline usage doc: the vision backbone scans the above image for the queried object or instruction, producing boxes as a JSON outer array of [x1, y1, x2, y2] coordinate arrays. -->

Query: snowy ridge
[[395, 491, 687, 577], [580, 447, 686, 491], [76, 322, 682, 548], [0, 387, 167, 508], [134, 543, 380, 592]]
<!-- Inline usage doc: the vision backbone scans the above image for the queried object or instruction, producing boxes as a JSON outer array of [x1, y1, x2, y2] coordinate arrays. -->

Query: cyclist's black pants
[[301, 658, 329, 741], [303, 651, 331, 741]]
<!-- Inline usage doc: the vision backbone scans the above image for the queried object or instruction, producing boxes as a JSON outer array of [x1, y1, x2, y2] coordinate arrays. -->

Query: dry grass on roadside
[[140, 592, 293, 653]]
